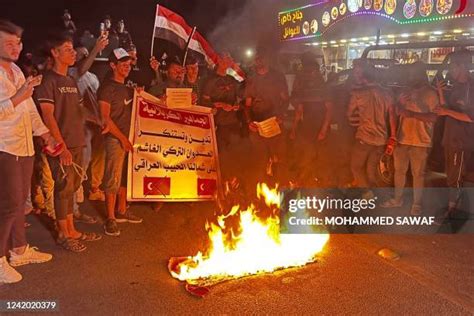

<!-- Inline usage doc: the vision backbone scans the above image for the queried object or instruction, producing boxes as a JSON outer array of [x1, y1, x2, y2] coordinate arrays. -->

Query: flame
[[171, 183, 329, 283]]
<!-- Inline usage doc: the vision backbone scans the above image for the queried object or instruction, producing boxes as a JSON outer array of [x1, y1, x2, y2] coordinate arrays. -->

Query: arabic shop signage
[[279, 0, 473, 41]]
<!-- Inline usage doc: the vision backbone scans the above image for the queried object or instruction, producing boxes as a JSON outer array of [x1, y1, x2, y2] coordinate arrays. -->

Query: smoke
[[206, 0, 282, 57]]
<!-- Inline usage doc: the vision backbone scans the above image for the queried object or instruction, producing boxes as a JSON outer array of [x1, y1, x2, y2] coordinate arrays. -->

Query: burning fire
[[170, 183, 329, 284]]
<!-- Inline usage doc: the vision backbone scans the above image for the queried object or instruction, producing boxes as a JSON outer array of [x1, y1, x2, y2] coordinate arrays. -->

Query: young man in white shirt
[[0, 20, 53, 284]]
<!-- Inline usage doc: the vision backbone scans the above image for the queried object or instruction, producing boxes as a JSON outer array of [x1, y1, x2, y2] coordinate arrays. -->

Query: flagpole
[[150, 4, 159, 57], [182, 26, 197, 67]]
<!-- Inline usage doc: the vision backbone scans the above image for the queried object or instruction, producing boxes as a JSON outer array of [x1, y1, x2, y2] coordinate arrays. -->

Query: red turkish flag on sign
[[144, 177, 171, 196], [197, 178, 217, 196]]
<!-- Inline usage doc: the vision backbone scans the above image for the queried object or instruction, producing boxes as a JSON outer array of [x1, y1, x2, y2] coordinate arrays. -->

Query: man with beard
[[0, 20, 53, 283], [184, 55, 205, 105], [148, 56, 185, 98]]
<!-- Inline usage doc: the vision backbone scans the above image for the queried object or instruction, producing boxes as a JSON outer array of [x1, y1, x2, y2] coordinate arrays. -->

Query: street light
[[245, 49, 254, 58]]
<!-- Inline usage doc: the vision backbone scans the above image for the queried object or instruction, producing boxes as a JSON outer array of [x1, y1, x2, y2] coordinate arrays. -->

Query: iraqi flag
[[152, 5, 219, 67]]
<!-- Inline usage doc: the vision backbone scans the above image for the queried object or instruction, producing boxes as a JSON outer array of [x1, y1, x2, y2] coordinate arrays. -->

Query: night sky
[[0, 0, 253, 61]]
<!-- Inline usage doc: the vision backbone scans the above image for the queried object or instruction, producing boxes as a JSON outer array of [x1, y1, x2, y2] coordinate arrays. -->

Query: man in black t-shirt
[[290, 54, 333, 186], [37, 32, 100, 252], [202, 54, 242, 179], [244, 51, 289, 184], [434, 50, 474, 220], [99, 48, 142, 237], [202, 55, 241, 147]]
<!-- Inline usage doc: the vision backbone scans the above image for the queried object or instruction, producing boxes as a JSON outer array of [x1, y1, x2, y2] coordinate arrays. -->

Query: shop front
[[278, 0, 474, 71]]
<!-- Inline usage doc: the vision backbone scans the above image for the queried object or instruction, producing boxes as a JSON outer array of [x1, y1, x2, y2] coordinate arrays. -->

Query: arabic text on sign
[[279, 10, 304, 26]]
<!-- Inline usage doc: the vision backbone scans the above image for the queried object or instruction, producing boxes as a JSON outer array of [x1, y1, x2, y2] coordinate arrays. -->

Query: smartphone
[[29, 74, 43, 87]]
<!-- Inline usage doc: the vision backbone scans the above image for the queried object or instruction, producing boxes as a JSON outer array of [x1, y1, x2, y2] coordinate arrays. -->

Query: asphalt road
[[1, 200, 473, 315]]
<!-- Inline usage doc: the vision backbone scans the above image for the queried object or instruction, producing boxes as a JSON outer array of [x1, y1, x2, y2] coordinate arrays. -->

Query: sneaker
[[74, 212, 98, 224], [361, 190, 375, 200], [89, 189, 105, 201], [434, 208, 455, 225], [0, 256, 22, 284], [9, 245, 53, 267], [380, 198, 403, 208], [115, 211, 143, 224], [104, 219, 120, 236]]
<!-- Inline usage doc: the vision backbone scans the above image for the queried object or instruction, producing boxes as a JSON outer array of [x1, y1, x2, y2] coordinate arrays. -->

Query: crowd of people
[[0, 14, 473, 284]]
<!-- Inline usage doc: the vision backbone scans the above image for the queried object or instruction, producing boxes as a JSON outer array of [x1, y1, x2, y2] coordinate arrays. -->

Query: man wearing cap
[[99, 48, 143, 237], [124, 43, 159, 90]]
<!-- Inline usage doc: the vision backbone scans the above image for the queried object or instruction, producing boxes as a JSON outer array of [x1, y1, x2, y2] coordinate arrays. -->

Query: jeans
[[88, 130, 105, 189], [445, 146, 472, 208], [103, 137, 127, 194], [216, 124, 242, 180], [350, 141, 383, 188], [0, 153, 33, 257], [32, 138, 55, 216], [47, 147, 84, 221], [393, 145, 429, 207], [74, 126, 105, 212]]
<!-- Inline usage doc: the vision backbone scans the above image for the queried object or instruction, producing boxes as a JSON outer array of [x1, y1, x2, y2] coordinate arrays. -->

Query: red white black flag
[[152, 5, 219, 67]]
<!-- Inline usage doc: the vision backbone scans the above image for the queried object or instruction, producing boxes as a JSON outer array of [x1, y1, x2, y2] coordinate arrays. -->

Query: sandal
[[380, 198, 403, 208], [57, 237, 87, 253], [75, 232, 102, 242]]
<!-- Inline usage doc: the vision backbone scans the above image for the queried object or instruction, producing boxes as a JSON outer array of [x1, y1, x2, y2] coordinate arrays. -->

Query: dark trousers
[[445, 147, 472, 207], [350, 141, 383, 188], [0, 152, 33, 257], [47, 147, 83, 220], [216, 124, 242, 180]]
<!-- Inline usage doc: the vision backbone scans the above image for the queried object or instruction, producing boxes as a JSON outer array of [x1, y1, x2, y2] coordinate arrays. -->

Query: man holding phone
[[434, 50, 474, 222], [0, 20, 53, 284], [36, 31, 102, 253]]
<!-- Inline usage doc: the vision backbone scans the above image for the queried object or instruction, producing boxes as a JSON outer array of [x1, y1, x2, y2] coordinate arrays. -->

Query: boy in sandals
[[36, 32, 102, 252]]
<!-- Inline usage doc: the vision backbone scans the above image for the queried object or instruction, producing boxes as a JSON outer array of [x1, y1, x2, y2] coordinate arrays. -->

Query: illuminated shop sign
[[278, 0, 473, 41]]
